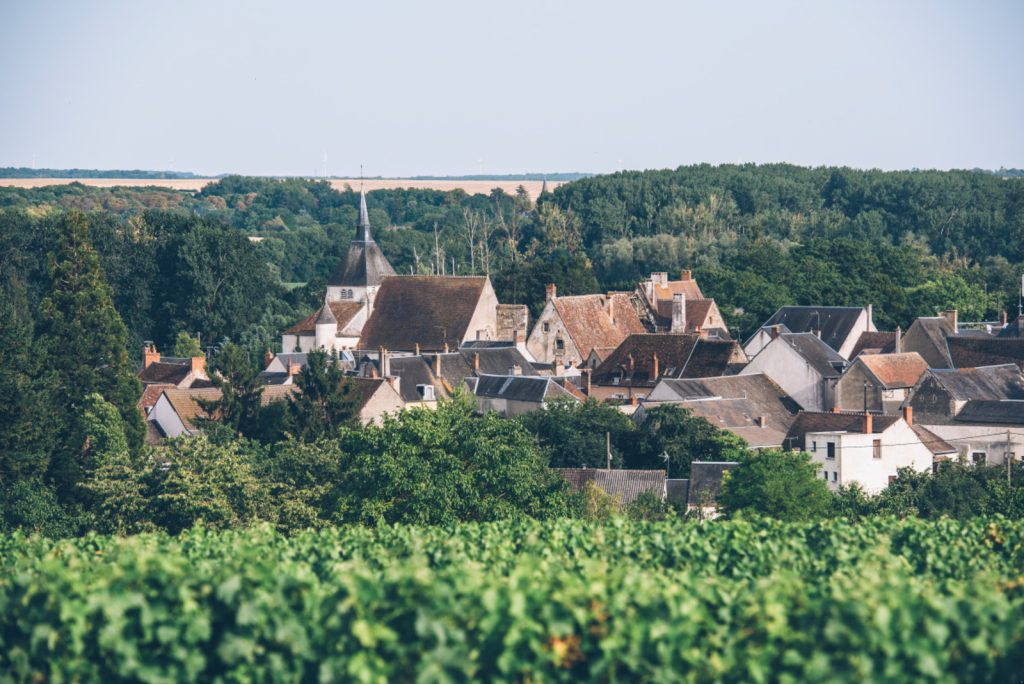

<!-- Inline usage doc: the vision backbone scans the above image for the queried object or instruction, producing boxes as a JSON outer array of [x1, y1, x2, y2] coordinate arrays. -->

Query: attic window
[[543, 322, 550, 333], [555, 338, 565, 352]]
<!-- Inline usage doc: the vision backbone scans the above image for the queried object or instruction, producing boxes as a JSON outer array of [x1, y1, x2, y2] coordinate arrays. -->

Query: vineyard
[[2, 518, 1023, 682]]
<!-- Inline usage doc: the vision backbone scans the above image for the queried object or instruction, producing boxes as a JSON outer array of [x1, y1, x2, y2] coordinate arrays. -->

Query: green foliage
[[2, 518, 1023, 681], [632, 404, 749, 477], [720, 449, 832, 521], [516, 399, 635, 468], [286, 350, 360, 442], [198, 342, 266, 439], [171, 331, 203, 357]]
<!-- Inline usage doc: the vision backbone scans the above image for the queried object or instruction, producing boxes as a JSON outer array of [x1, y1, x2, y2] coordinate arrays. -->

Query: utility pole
[[1008, 429, 1013, 486]]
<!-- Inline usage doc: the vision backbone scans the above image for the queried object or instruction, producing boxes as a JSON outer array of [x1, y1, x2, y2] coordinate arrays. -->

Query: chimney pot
[[771, 325, 781, 340], [681, 269, 692, 281], [143, 342, 160, 369], [545, 283, 557, 301]]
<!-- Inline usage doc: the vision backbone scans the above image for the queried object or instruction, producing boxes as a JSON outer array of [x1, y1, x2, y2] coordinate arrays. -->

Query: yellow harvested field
[[0, 178, 563, 200]]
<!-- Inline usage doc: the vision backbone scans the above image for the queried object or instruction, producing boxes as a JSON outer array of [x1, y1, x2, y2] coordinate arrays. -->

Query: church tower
[[326, 189, 396, 307]]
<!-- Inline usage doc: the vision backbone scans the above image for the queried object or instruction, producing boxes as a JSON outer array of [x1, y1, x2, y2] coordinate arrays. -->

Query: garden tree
[[632, 405, 748, 478], [873, 463, 1024, 520], [81, 447, 153, 535], [516, 399, 635, 469], [287, 350, 360, 442], [172, 331, 203, 357], [719, 449, 831, 521], [79, 393, 129, 468], [34, 211, 144, 498], [0, 478, 77, 537], [198, 342, 265, 439], [336, 395, 578, 525], [254, 439, 349, 531], [829, 483, 874, 520], [626, 490, 676, 521]]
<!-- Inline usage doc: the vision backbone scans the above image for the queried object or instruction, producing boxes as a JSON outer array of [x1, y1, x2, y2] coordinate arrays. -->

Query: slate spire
[[356, 189, 372, 242]]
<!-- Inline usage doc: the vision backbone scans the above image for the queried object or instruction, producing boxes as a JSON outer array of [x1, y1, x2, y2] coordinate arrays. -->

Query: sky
[[1, 0, 1021, 177]]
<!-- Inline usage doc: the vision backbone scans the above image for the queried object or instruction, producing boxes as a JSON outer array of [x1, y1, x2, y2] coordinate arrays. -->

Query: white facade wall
[[526, 302, 581, 365], [807, 420, 932, 494], [740, 341, 831, 412], [920, 424, 1024, 466], [461, 281, 501, 345], [147, 395, 190, 439]]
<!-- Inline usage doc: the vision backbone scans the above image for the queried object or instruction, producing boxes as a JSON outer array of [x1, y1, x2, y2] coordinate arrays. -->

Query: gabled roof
[[138, 361, 193, 386], [849, 331, 898, 358], [327, 190, 396, 287], [550, 293, 646, 359], [358, 276, 491, 351], [139, 383, 174, 414], [856, 352, 929, 390], [388, 356, 448, 403], [784, 411, 900, 447], [907, 317, 955, 367], [462, 347, 538, 377], [284, 302, 364, 335], [652, 298, 724, 334], [687, 462, 738, 507], [471, 374, 578, 403], [910, 424, 958, 455], [954, 399, 1024, 426], [922, 364, 1024, 401], [775, 333, 848, 378], [159, 387, 224, 431], [947, 337, 1024, 370], [752, 306, 867, 354], [592, 334, 746, 387], [682, 338, 748, 377], [556, 468, 666, 505]]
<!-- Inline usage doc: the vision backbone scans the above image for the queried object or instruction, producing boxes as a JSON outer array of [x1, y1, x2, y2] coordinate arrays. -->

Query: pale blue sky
[[1, 0, 1021, 176]]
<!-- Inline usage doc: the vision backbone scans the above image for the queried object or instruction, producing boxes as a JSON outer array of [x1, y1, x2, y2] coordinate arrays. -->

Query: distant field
[[0, 177, 562, 199]]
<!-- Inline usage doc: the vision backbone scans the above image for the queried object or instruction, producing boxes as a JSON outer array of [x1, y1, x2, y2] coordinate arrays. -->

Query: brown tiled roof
[[849, 331, 897, 358], [653, 298, 721, 333], [947, 337, 1024, 370], [556, 468, 666, 505], [552, 293, 646, 360], [593, 333, 700, 386], [857, 352, 929, 389], [681, 339, 748, 378], [284, 301, 364, 335], [784, 411, 900, 448], [910, 424, 958, 455], [160, 386, 299, 431], [358, 276, 490, 351], [139, 383, 174, 415], [138, 361, 192, 385], [652, 279, 704, 303]]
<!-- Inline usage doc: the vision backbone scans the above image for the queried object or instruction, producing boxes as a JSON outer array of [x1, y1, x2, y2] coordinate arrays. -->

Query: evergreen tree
[[198, 342, 264, 438], [35, 211, 144, 498], [287, 350, 360, 442]]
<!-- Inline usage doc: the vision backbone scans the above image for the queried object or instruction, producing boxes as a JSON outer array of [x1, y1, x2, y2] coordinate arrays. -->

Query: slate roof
[[592, 334, 746, 387], [463, 347, 538, 377], [388, 356, 448, 403], [752, 306, 867, 354], [954, 400, 1024, 426], [138, 361, 193, 386], [849, 331, 898, 358], [461, 340, 516, 349], [687, 462, 738, 507], [358, 276, 490, 351], [922, 364, 1024, 401], [327, 190, 396, 287], [648, 373, 802, 440], [471, 374, 578, 403], [856, 352, 929, 389], [784, 411, 900, 449], [556, 468, 666, 505], [776, 333, 848, 378], [947, 337, 1024, 370], [910, 424, 959, 456], [907, 317, 955, 367], [284, 302, 364, 335], [997, 317, 1024, 338], [551, 293, 647, 359]]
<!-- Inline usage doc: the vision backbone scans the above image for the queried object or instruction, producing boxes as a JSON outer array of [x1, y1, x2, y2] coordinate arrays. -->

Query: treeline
[[0, 168, 207, 178]]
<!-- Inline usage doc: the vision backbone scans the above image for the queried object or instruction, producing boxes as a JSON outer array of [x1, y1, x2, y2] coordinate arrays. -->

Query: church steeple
[[355, 189, 372, 242]]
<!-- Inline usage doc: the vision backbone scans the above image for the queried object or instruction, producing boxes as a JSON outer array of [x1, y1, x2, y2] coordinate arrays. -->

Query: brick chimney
[[553, 355, 565, 377], [652, 352, 659, 379], [863, 412, 873, 434], [509, 363, 522, 376], [143, 342, 160, 369], [680, 269, 692, 281], [545, 283, 557, 301], [943, 309, 958, 334], [902, 405, 913, 427], [831, 406, 842, 414], [287, 361, 301, 377], [671, 293, 685, 333], [771, 325, 781, 340], [190, 355, 206, 376], [580, 368, 592, 396]]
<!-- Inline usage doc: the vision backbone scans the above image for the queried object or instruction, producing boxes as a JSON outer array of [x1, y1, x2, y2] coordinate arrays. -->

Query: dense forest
[[3, 164, 1023, 353]]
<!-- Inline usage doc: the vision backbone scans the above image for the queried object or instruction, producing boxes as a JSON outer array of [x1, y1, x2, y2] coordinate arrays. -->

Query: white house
[[740, 332, 847, 412]]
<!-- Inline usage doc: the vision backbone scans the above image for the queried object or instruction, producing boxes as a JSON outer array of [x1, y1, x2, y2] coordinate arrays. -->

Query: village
[[137, 190, 1024, 515]]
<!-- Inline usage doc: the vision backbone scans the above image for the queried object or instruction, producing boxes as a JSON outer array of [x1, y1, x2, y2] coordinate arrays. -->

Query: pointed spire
[[316, 293, 337, 324], [540, 176, 549, 195], [355, 189, 373, 242]]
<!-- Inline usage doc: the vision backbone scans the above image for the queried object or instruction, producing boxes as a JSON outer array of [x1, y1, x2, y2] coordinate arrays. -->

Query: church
[[281, 190, 529, 354]]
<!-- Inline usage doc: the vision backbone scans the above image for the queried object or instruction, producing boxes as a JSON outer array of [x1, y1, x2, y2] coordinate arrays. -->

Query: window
[[826, 443, 835, 460], [542, 322, 550, 332], [832, 472, 838, 482], [823, 471, 828, 481], [811, 441, 817, 453], [873, 439, 882, 459], [888, 475, 897, 485], [555, 338, 565, 352], [972, 452, 987, 465]]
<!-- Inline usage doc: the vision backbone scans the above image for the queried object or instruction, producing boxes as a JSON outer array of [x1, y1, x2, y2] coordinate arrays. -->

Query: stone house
[[834, 352, 929, 414]]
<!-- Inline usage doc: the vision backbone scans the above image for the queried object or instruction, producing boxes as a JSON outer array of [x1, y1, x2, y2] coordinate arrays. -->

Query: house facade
[[739, 332, 847, 412], [834, 352, 928, 414], [526, 285, 646, 365]]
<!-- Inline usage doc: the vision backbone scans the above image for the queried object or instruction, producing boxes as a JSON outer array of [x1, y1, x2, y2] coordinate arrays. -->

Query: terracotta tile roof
[[857, 352, 929, 389], [593, 333, 699, 386], [653, 298, 715, 329], [139, 383, 174, 415], [358, 276, 490, 351], [284, 301, 364, 335], [159, 385, 299, 431], [947, 337, 1024, 370], [552, 293, 647, 360], [138, 361, 192, 385], [652, 279, 704, 303], [849, 331, 898, 358], [784, 411, 900, 448], [556, 468, 666, 505]]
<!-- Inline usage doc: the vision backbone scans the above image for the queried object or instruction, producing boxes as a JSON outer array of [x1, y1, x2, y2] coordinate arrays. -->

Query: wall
[[358, 383, 404, 426], [148, 395, 189, 439], [919, 424, 1024, 466], [807, 420, 932, 494], [836, 363, 884, 413], [461, 280, 500, 346], [740, 340, 829, 411], [907, 376, 957, 424], [526, 302, 581, 365]]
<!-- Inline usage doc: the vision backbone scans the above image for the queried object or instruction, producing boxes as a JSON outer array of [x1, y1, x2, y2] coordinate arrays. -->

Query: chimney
[[510, 363, 522, 376], [580, 368, 592, 396], [902, 405, 913, 427], [652, 352, 659, 379], [866, 303, 874, 329], [757, 416, 767, 428], [895, 326, 902, 354], [771, 325, 781, 340], [630, 395, 638, 406], [415, 342, 420, 355], [433, 353, 442, 377], [863, 412, 873, 434], [370, 364, 378, 379], [473, 352, 480, 373], [443, 342, 450, 353], [545, 283, 557, 301], [190, 355, 206, 376], [514, 328, 526, 345], [143, 342, 160, 369], [831, 406, 842, 414], [379, 347, 391, 377], [263, 349, 274, 369], [943, 309, 958, 334], [287, 361, 301, 377], [681, 269, 692, 281], [652, 272, 668, 286], [671, 293, 685, 333], [605, 295, 614, 324]]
